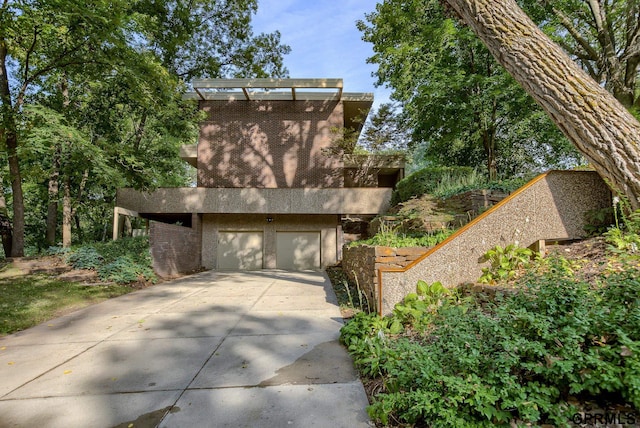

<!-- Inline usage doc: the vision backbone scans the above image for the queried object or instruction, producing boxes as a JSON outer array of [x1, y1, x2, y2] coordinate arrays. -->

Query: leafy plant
[[340, 311, 403, 378], [98, 256, 156, 284], [392, 280, 456, 331], [583, 206, 614, 235], [391, 166, 475, 205], [350, 227, 453, 248], [65, 246, 104, 270], [478, 243, 533, 284], [55, 236, 155, 284], [341, 242, 640, 427]]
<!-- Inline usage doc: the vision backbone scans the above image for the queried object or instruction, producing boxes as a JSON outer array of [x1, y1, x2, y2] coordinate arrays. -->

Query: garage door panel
[[218, 232, 263, 270], [276, 232, 320, 270]]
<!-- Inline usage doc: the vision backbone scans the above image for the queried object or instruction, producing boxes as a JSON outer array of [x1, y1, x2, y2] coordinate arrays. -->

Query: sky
[[251, 0, 392, 110]]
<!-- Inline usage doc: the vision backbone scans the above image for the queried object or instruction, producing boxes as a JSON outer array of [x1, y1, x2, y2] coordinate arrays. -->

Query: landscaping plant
[[341, 247, 640, 426], [53, 236, 156, 284], [478, 243, 534, 284]]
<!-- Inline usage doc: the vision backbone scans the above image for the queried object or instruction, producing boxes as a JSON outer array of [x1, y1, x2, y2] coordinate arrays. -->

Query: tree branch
[[542, 1, 599, 61]]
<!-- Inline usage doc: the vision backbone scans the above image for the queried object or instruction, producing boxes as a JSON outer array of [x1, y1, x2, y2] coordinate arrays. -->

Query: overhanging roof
[[184, 78, 374, 131], [184, 78, 372, 102]]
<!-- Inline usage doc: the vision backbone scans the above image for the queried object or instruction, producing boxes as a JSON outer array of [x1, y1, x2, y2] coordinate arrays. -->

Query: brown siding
[[150, 221, 201, 278], [197, 100, 344, 188]]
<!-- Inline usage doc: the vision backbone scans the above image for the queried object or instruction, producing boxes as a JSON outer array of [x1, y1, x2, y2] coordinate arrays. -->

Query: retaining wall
[[342, 245, 429, 312], [149, 220, 201, 278], [377, 170, 611, 315]]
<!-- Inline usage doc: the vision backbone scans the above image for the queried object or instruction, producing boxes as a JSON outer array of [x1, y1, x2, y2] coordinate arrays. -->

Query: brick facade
[[149, 220, 201, 278], [198, 100, 345, 188]]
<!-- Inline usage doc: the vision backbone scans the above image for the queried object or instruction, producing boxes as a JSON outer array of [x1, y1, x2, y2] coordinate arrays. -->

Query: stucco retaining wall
[[150, 220, 201, 278], [378, 170, 611, 315]]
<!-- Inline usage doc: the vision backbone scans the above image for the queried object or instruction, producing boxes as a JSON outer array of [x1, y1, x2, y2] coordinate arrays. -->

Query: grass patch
[[0, 273, 133, 336]]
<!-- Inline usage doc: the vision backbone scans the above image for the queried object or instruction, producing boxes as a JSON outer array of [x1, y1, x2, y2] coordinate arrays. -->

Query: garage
[[276, 231, 321, 270], [217, 231, 263, 270]]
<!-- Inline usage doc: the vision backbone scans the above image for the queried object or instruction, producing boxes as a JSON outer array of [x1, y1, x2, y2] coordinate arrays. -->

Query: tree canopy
[[518, 0, 640, 112], [0, 0, 290, 255], [358, 0, 583, 180], [441, 0, 640, 209]]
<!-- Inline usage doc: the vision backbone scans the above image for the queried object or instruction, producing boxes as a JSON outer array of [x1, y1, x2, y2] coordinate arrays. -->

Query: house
[[114, 78, 404, 275]]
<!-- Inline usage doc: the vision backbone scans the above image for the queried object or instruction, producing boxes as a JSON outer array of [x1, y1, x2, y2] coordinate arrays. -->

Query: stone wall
[[149, 220, 201, 278], [342, 244, 429, 312]]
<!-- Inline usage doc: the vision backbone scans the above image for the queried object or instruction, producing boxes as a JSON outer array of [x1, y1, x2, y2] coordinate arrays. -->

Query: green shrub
[[391, 166, 475, 205], [66, 246, 104, 270], [46, 246, 71, 256], [342, 266, 640, 427], [56, 237, 155, 285], [91, 236, 152, 265], [349, 227, 453, 248], [478, 243, 534, 284], [98, 255, 156, 284]]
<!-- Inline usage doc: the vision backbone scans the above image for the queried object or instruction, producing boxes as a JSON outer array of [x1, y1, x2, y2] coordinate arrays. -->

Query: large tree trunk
[[0, 42, 25, 256], [443, 0, 640, 209]]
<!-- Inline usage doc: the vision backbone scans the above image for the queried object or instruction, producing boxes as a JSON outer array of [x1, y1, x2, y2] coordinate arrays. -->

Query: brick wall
[[197, 99, 344, 188], [149, 221, 201, 278]]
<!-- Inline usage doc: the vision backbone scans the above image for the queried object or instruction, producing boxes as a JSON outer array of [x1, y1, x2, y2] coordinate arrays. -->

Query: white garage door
[[276, 232, 321, 270], [218, 231, 263, 270]]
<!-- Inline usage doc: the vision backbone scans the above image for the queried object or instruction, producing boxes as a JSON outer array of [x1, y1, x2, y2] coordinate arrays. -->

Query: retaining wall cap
[[375, 246, 395, 256], [395, 247, 430, 256]]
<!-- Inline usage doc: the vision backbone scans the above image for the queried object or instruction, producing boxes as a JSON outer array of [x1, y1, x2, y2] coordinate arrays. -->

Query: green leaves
[[358, 0, 582, 177], [342, 260, 640, 426], [2, 0, 291, 249], [55, 236, 156, 284], [479, 243, 533, 284]]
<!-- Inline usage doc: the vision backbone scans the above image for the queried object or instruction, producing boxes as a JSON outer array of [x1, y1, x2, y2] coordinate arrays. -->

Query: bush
[[98, 255, 156, 284], [349, 227, 453, 248], [391, 166, 475, 205], [66, 246, 104, 270], [341, 267, 640, 427], [91, 236, 153, 265], [57, 236, 155, 284]]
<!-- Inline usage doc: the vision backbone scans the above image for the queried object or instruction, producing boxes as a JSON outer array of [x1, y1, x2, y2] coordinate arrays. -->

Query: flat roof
[[184, 78, 373, 103], [184, 78, 374, 131]]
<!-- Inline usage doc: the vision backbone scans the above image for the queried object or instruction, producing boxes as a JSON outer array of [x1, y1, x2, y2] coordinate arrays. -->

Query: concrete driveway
[[0, 270, 372, 427]]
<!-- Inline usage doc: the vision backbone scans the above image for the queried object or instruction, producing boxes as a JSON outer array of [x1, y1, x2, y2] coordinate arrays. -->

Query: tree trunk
[[62, 177, 72, 248], [45, 146, 61, 245], [482, 130, 497, 181], [442, 0, 640, 209], [0, 186, 12, 257], [61, 169, 88, 247], [1, 40, 25, 256]]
